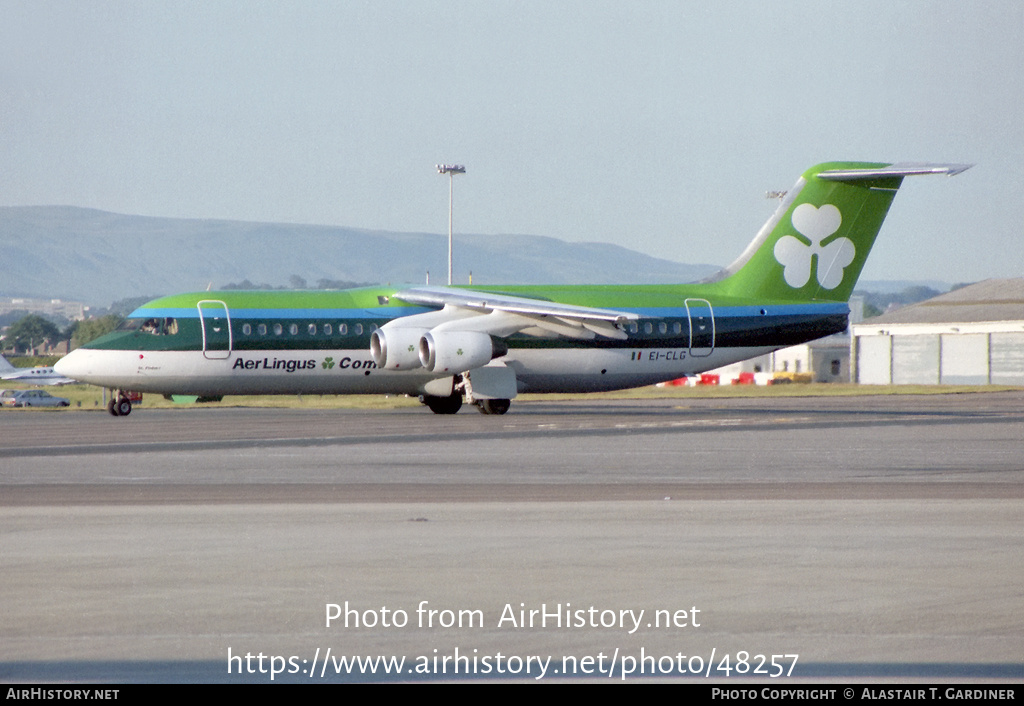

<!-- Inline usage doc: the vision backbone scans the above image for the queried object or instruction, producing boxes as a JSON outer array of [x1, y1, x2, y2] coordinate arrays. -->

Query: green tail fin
[[707, 162, 970, 302]]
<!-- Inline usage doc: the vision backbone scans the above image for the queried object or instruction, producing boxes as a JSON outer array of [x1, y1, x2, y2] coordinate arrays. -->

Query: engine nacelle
[[418, 331, 508, 373], [370, 327, 426, 369]]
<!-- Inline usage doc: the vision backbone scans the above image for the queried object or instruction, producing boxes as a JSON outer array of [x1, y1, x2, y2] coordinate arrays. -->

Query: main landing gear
[[474, 398, 511, 415], [420, 392, 463, 414], [419, 372, 513, 415], [107, 391, 133, 417], [418, 393, 511, 415]]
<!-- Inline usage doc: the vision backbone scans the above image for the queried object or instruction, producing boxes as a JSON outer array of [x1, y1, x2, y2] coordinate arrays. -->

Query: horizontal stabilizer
[[817, 163, 972, 181]]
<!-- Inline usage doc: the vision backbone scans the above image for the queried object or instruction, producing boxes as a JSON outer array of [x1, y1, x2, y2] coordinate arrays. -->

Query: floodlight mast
[[436, 164, 466, 285]]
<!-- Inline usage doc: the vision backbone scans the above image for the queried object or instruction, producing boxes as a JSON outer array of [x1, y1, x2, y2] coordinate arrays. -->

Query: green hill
[[1, 206, 716, 306]]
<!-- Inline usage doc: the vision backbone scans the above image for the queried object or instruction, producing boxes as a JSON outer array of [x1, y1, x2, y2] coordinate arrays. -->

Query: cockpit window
[[117, 317, 179, 335]]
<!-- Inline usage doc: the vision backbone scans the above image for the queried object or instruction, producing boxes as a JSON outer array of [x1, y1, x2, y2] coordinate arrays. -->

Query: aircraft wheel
[[421, 393, 462, 414], [115, 398, 132, 416], [107, 399, 120, 416], [476, 398, 511, 415]]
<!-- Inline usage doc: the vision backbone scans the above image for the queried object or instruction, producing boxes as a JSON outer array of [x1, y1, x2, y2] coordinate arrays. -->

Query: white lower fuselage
[[57, 345, 777, 397]]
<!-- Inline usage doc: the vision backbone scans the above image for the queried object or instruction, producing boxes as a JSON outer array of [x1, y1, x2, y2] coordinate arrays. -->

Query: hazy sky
[[2, 1, 1021, 283]]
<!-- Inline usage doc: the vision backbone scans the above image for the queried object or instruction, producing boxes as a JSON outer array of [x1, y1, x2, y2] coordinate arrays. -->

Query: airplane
[[0, 354, 76, 385], [53, 161, 970, 417]]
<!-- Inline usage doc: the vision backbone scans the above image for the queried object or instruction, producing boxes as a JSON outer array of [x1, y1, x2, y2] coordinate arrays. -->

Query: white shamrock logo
[[773, 204, 855, 289]]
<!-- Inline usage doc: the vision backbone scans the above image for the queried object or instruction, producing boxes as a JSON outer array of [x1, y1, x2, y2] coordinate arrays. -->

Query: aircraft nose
[[53, 350, 88, 381]]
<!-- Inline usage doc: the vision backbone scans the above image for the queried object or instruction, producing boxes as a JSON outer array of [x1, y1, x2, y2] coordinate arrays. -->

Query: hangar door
[[891, 335, 939, 385], [991, 332, 1024, 385], [856, 335, 891, 385], [940, 334, 989, 384]]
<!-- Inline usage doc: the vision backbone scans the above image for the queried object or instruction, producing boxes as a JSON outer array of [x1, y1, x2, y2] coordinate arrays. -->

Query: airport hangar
[[850, 278, 1024, 386]]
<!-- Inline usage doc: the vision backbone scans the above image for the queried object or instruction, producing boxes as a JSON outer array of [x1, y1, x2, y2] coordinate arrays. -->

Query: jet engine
[[418, 331, 508, 373], [370, 328, 426, 369]]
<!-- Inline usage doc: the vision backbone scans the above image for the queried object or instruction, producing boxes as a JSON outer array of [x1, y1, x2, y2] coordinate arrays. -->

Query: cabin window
[[257, 323, 267, 336], [339, 323, 348, 335], [308, 323, 317, 336], [273, 323, 283, 336], [324, 323, 333, 335], [627, 322, 638, 335], [673, 322, 682, 335], [658, 322, 667, 335], [242, 324, 252, 336], [354, 323, 364, 335], [289, 323, 298, 336], [643, 322, 653, 335]]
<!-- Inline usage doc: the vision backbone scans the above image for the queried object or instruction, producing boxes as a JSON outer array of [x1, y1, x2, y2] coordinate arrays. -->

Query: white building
[[0, 297, 87, 320], [851, 279, 1024, 385]]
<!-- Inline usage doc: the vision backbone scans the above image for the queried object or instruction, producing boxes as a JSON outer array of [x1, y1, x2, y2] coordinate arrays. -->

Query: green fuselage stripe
[[86, 302, 848, 353]]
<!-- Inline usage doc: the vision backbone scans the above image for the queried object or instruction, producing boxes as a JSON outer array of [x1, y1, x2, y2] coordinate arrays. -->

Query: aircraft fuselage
[[55, 285, 848, 396]]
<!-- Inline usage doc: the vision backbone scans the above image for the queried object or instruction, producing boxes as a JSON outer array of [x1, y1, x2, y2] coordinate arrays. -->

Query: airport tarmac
[[1, 391, 1022, 682]]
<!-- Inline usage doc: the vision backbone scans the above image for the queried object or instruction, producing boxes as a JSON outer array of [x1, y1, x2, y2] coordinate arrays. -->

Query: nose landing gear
[[107, 391, 134, 416]]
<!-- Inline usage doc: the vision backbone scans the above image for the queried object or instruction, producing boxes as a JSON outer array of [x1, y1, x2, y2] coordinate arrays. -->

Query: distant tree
[[222, 279, 280, 290], [4, 314, 62, 353], [68, 314, 124, 349], [0, 310, 31, 328], [898, 285, 942, 304], [222, 279, 255, 290], [315, 278, 373, 289], [221, 277, 375, 290], [106, 296, 162, 317], [854, 285, 945, 318]]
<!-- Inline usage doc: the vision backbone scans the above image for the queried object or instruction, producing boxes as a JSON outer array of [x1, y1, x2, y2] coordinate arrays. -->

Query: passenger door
[[685, 298, 715, 358], [197, 300, 232, 359]]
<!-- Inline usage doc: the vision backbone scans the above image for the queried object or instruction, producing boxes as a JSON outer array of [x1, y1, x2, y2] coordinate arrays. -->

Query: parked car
[[2, 389, 71, 407]]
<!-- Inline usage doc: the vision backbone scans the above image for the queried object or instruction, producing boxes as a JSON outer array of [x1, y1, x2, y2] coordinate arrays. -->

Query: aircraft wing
[[388, 286, 639, 341]]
